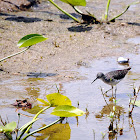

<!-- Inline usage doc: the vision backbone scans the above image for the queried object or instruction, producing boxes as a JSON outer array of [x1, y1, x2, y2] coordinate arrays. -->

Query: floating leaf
[[26, 105, 44, 114], [17, 34, 47, 48], [51, 105, 85, 117], [37, 98, 50, 106], [46, 93, 72, 107], [60, 0, 86, 6], [2, 122, 17, 133]]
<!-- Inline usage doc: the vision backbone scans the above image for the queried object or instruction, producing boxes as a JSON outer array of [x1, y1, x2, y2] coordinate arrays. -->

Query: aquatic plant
[[105, 1, 139, 22], [46, 0, 139, 24], [100, 87, 125, 138], [48, 0, 86, 23], [99, 84, 140, 139], [128, 85, 140, 117], [0, 34, 47, 62], [0, 121, 16, 140], [0, 92, 85, 140]]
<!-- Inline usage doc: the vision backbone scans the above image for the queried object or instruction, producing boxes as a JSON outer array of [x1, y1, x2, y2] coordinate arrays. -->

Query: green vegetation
[[99, 85, 140, 138], [0, 92, 85, 140], [0, 122, 16, 140], [129, 85, 140, 116], [0, 34, 85, 139], [0, 34, 47, 62], [47, 0, 139, 23]]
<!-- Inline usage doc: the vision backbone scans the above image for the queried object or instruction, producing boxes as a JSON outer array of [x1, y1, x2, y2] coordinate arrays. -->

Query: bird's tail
[[127, 67, 131, 71]]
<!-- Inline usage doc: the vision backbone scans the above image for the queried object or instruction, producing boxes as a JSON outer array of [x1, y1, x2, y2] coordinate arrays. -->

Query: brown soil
[[0, 0, 39, 12], [0, 1, 140, 82]]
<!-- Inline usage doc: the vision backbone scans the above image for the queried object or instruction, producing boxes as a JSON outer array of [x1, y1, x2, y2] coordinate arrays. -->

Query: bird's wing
[[111, 70, 128, 80]]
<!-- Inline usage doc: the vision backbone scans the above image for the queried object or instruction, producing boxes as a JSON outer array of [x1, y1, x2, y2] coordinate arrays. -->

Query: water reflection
[[26, 87, 40, 98], [0, 54, 140, 139], [99, 103, 124, 116], [128, 117, 137, 139], [26, 105, 44, 115], [36, 123, 71, 140]]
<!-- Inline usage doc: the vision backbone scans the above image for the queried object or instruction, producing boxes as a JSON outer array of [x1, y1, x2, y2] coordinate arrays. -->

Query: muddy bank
[[0, 2, 140, 139], [0, 0, 39, 12], [0, 1, 140, 82]]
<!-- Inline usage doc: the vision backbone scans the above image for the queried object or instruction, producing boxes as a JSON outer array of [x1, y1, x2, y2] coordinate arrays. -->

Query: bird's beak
[[91, 77, 98, 84]]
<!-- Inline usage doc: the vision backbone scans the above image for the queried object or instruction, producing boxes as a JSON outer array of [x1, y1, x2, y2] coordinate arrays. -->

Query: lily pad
[[37, 98, 50, 106], [51, 105, 85, 117], [46, 93, 72, 107], [17, 34, 47, 48]]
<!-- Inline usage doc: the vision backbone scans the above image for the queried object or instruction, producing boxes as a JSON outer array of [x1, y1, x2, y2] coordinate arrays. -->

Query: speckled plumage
[[92, 67, 131, 86]]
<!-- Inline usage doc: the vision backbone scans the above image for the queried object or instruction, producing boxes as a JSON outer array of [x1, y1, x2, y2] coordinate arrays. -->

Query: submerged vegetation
[[98, 85, 140, 139], [0, 34, 140, 139], [0, 92, 85, 140], [1, 84, 140, 139], [0, 0, 140, 138]]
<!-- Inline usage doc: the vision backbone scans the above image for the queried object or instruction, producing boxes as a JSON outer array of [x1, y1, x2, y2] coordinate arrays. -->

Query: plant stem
[[34, 106, 51, 120], [17, 119, 39, 140], [48, 0, 80, 23], [109, 5, 130, 22], [0, 46, 31, 62], [72, 6, 83, 14], [109, 1, 139, 22], [104, 0, 111, 21], [100, 87, 111, 112], [4, 132, 13, 140], [22, 117, 64, 140], [25, 106, 51, 133], [129, 86, 140, 116], [73, 6, 99, 21]]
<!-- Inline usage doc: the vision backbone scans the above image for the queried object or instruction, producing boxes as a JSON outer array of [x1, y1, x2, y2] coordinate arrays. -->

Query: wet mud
[[0, 0, 140, 139]]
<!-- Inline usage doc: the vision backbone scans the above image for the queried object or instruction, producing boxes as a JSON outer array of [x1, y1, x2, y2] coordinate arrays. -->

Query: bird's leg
[[114, 86, 117, 99], [111, 85, 114, 97]]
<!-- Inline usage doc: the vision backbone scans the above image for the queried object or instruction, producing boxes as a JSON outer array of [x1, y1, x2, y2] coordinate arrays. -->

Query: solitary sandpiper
[[91, 67, 131, 95]]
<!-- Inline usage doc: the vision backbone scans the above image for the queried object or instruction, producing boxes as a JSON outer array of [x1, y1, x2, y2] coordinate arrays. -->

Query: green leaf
[[0, 126, 4, 132], [60, 0, 86, 6], [131, 100, 140, 107], [51, 105, 85, 117], [3, 122, 16, 132], [17, 34, 47, 48], [37, 98, 50, 106], [46, 93, 72, 107]]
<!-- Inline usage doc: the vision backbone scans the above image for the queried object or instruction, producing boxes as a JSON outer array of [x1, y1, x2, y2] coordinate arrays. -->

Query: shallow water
[[127, 36, 140, 45], [63, 53, 140, 140], [0, 46, 140, 139], [0, 0, 140, 139]]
